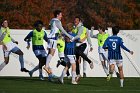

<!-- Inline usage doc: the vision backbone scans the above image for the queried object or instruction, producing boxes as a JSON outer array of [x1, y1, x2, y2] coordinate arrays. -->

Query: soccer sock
[[103, 66, 109, 75], [60, 69, 66, 80], [19, 55, 24, 68], [120, 79, 124, 87], [72, 71, 76, 81], [45, 54, 52, 67], [83, 60, 87, 73], [30, 64, 39, 73], [0, 62, 6, 71]]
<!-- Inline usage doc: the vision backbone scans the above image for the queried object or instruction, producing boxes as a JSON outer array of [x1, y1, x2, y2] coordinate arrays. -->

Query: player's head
[[1, 19, 8, 28], [54, 10, 62, 20], [112, 26, 120, 35], [74, 16, 82, 26], [34, 20, 43, 31], [66, 23, 74, 32], [98, 25, 105, 33]]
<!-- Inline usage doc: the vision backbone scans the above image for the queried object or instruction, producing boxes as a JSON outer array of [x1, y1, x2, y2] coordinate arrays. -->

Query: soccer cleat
[[58, 78, 64, 84], [107, 74, 112, 81], [56, 60, 61, 68], [21, 68, 29, 72], [89, 62, 94, 69], [83, 73, 86, 77], [76, 74, 81, 82], [28, 71, 33, 77], [39, 75, 44, 80], [116, 72, 120, 78], [120, 85, 123, 87], [71, 81, 78, 85]]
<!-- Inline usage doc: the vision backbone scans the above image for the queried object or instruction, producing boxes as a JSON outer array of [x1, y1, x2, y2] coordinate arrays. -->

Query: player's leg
[[0, 50, 10, 71], [116, 60, 124, 87], [83, 44, 88, 77], [12, 47, 29, 72], [100, 53, 109, 76], [68, 55, 77, 84], [107, 60, 115, 81], [44, 39, 57, 72], [75, 43, 93, 69]]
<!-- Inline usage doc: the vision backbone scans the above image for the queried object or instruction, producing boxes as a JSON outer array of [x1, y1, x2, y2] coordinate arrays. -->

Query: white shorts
[[47, 39, 57, 49], [3, 46, 20, 57], [33, 50, 47, 57], [64, 55, 76, 64], [109, 59, 123, 67]]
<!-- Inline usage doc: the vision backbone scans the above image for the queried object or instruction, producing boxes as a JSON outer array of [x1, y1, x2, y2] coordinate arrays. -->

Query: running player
[[103, 26, 133, 87], [0, 19, 29, 72]]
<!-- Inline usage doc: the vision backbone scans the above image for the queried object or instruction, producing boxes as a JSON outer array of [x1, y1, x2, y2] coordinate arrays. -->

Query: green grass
[[0, 77, 140, 93]]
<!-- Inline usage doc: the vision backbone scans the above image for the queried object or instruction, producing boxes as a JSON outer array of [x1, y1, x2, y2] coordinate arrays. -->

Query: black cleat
[[83, 73, 86, 77], [21, 68, 29, 72]]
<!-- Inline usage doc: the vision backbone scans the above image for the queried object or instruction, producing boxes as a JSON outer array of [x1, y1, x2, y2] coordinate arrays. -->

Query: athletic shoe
[[28, 71, 33, 77], [89, 62, 94, 69], [120, 85, 123, 87], [76, 74, 81, 82], [116, 72, 120, 78], [71, 80, 78, 84], [39, 75, 44, 80], [21, 68, 29, 72], [56, 60, 61, 68], [107, 74, 112, 81], [83, 73, 86, 77], [58, 78, 64, 84]]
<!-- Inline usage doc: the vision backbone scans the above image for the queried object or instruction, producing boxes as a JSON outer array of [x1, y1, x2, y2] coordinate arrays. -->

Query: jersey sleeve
[[103, 38, 108, 49], [120, 38, 130, 52]]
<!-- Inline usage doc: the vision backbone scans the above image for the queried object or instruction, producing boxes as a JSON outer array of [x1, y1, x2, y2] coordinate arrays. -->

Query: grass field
[[0, 77, 140, 93]]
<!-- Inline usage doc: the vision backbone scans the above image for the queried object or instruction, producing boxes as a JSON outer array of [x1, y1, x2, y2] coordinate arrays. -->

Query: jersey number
[[112, 42, 116, 50]]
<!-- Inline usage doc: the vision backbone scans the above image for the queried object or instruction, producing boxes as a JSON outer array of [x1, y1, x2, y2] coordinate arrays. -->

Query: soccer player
[[0, 19, 29, 72], [56, 34, 70, 78], [24, 20, 48, 80], [90, 25, 109, 76], [72, 16, 94, 80], [44, 10, 73, 73], [59, 23, 79, 84], [103, 26, 133, 87]]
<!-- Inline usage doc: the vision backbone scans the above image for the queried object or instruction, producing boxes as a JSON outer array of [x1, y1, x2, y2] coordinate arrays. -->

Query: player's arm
[[44, 31, 49, 42], [120, 39, 133, 55], [55, 20, 73, 39], [24, 31, 33, 49], [87, 29, 93, 51], [90, 26, 98, 38], [72, 26, 84, 41]]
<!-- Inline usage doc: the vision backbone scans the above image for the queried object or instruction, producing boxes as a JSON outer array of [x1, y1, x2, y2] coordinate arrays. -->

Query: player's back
[[105, 35, 123, 60]]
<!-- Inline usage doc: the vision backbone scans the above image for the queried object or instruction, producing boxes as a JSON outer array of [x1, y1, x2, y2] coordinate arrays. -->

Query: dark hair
[[75, 16, 82, 21], [33, 20, 43, 27], [53, 10, 62, 17], [112, 26, 120, 35], [0, 18, 8, 26], [98, 25, 106, 32]]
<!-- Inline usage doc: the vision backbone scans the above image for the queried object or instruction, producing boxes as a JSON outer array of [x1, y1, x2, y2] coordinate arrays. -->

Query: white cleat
[[58, 78, 64, 84], [72, 81, 78, 85]]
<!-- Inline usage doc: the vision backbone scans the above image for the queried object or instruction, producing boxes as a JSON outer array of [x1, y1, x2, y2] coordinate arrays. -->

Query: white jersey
[[48, 18, 61, 39]]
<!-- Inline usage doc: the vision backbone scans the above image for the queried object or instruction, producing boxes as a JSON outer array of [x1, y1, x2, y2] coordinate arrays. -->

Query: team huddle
[[0, 10, 133, 87]]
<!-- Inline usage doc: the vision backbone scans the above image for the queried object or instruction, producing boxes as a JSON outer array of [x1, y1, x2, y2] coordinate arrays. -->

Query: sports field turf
[[0, 77, 140, 93]]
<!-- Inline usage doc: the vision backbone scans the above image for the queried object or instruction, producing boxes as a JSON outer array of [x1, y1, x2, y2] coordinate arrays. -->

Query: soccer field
[[0, 77, 140, 93]]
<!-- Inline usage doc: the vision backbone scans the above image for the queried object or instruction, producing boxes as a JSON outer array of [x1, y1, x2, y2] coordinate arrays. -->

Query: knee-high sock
[[45, 54, 52, 67], [60, 69, 66, 80], [39, 68, 43, 76], [30, 64, 39, 73], [103, 66, 109, 75], [71, 71, 76, 81], [120, 79, 124, 87], [19, 55, 24, 68], [0, 62, 6, 71]]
